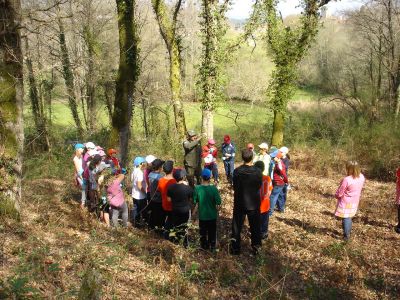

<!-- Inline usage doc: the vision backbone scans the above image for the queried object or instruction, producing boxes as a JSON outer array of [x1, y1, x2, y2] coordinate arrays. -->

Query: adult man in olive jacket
[[230, 148, 263, 255], [183, 130, 202, 187]]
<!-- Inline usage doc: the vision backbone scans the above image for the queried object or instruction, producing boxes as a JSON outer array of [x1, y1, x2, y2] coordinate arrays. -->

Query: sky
[[226, 0, 365, 19]]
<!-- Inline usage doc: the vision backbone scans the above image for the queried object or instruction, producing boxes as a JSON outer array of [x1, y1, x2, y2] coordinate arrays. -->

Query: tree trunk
[[112, 0, 140, 167], [141, 97, 149, 138], [169, 42, 187, 139], [271, 110, 284, 147], [396, 85, 400, 120], [83, 26, 97, 133], [0, 0, 24, 215], [202, 109, 213, 140], [103, 81, 114, 126], [25, 38, 50, 151], [151, 0, 187, 140], [58, 18, 83, 137]]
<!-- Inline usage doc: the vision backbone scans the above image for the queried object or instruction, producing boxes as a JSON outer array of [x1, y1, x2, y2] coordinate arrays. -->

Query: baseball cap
[[258, 142, 269, 150], [74, 143, 85, 150], [133, 156, 145, 167], [85, 142, 96, 149], [208, 138, 216, 145], [187, 130, 197, 137], [280, 147, 289, 155], [201, 168, 212, 180], [224, 135, 231, 144], [145, 155, 156, 164]]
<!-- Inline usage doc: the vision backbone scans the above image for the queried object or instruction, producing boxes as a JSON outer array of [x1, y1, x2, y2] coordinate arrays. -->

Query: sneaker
[[262, 233, 269, 240], [251, 245, 260, 255]]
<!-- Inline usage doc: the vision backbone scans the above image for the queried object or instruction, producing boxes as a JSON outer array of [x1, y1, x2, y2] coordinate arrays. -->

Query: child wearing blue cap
[[193, 168, 222, 251]]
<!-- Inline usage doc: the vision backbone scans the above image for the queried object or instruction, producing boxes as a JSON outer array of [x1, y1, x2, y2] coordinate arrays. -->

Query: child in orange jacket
[[255, 161, 272, 239]]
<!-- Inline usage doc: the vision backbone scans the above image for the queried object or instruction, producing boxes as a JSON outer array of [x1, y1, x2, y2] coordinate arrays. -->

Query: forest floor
[[1, 156, 399, 299]]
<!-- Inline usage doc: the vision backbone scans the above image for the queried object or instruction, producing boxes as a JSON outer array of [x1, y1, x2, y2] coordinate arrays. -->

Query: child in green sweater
[[193, 168, 222, 251]]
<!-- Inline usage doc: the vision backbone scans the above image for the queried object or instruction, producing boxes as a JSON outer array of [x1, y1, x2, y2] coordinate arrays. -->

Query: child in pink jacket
[[395, 167, 400, 234], [335, 161, 365, 240]]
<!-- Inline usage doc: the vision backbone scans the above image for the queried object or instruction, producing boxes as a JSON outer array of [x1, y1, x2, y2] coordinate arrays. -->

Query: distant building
[[321, 6, 331, 19]]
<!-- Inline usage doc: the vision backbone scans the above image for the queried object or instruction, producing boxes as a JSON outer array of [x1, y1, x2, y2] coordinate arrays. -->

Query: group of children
[[72, 134, 291, 252], [72, 132, 400, 255]]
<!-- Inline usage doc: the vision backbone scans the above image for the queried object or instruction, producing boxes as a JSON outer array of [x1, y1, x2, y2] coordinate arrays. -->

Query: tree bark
[[83, 26, 97, 133], [25, 38, 50, 151], [0, 0, 24, 215], [112, 0, 140, 167], [151, 0, 187, 140], [58, 18, 83, 137], [271, 110, 284, 147], [202, 109, 214, 140]]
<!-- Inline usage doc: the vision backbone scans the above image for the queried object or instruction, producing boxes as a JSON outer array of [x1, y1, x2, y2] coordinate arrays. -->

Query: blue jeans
[[269, 185, 284, 216], [223, 159, 234, 183], [342, 217, 352, 239], [260, 212, 269, 237], [277, 184, 288, 212], [206, 163, 219, 183]]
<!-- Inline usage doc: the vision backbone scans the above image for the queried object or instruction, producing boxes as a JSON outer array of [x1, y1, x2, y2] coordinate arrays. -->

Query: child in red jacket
[[202, 139, 219, 185]]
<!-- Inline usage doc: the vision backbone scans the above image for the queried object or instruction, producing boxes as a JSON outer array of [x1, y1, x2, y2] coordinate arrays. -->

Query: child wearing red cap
[[202, 139, 219, 185], [106, 148, 121, 175], [222, 135, 236, 185]]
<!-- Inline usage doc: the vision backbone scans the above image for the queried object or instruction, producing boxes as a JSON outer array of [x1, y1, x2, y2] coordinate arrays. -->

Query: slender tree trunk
[[84, 27, 97, 132], [0, 0, 24, 215], [169, 42, 187, 139], [58, 18, 83, 137], [141, 97, 149, 138], [112, 0, 140, 167], [202, 109, 213, 139], [396, 85, 400, 120], [271, 110, 284, 147], [103, 82, 114, 125], [25, 38, 50, 151], [151, 0, 187, 140]]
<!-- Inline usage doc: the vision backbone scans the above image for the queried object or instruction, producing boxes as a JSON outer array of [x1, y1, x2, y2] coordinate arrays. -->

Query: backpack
[[149, 175, 162, 203]]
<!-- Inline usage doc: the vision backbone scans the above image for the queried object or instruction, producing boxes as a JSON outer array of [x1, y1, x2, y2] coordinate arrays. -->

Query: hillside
[[1, 159, 399, 299]]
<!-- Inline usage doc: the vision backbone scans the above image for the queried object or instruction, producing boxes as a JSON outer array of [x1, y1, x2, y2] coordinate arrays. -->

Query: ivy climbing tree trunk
[[151, 0, 187, 140], [57, 17, 83, 137], [199, 0, 229, 140], [264, 0, 332, 146], [112, 0, 140, 167], [0, 0, 24, 215]]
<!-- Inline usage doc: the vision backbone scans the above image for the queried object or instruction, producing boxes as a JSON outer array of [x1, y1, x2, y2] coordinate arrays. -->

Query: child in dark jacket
[[193, 168, 221, 251]]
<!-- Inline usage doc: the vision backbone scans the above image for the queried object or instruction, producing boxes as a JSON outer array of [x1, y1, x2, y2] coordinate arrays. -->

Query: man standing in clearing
[[183, 130, 202, 187], [254, 143, 271, 176], [230, 149, 263, 255]]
